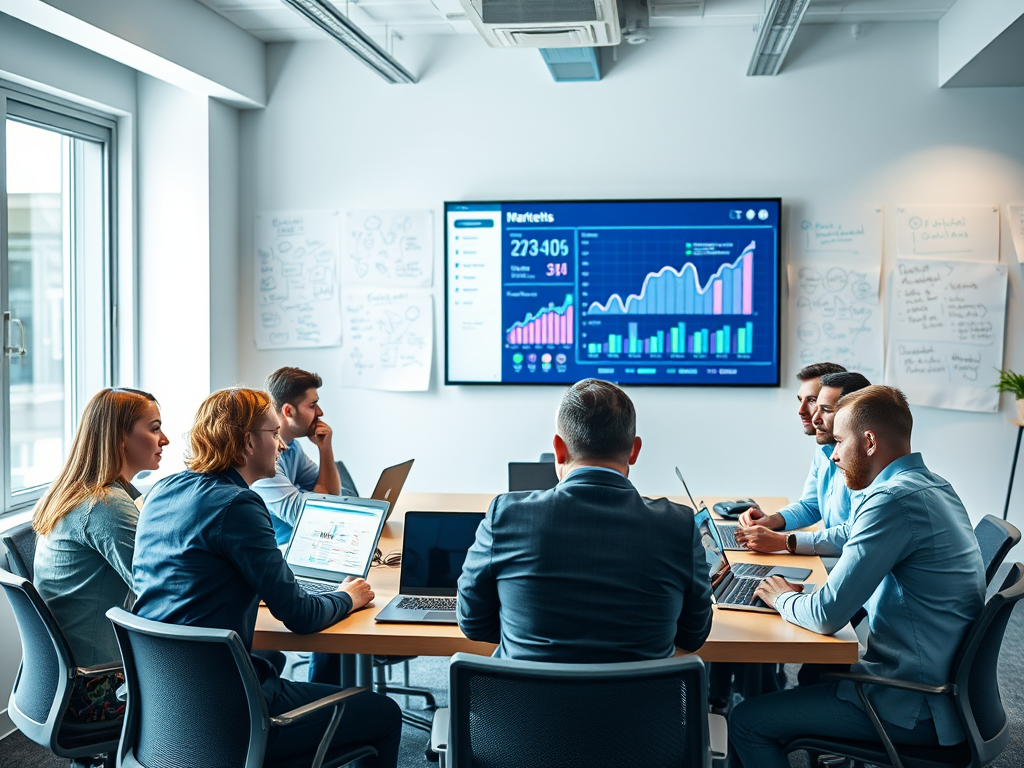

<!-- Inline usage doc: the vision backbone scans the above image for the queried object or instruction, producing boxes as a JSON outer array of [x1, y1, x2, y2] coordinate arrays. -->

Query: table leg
[[355, 653, 373, 689], [341, 654, 357, 689]]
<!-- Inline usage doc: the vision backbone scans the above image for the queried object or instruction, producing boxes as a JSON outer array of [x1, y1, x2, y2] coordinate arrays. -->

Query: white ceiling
[[193, 0, 958, 43]]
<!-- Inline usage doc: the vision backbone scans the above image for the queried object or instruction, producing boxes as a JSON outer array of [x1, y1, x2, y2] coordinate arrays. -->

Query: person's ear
[[627, 436, 642, 466], [281, 403, 293, 420], [864, 430, 877, 457], [553, 434, 570, 465]]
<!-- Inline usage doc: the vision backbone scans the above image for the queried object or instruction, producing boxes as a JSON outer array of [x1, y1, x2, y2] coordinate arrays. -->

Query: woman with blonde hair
[[33, 387, 168, 722]]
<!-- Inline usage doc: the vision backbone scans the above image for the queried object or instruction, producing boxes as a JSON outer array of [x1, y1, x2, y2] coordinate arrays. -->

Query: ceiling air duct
[[747, 0, 810, 76]]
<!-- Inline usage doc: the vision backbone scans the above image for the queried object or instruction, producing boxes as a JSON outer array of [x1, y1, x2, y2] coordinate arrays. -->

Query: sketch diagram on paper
[[341, 290, 433, 391], [254, 210, 341, 349], [344, 209, 433, 287]]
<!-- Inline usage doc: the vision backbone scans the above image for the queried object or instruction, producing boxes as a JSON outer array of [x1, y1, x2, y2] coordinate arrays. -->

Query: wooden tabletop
[[253, 491, 859, 664]]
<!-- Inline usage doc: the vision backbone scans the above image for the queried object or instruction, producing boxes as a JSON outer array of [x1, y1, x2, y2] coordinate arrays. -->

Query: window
[[1, 85, 117, 513]]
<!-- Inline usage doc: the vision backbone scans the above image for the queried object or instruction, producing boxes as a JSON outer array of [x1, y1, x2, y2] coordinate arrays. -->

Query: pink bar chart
[[507, 294, 574, 345]]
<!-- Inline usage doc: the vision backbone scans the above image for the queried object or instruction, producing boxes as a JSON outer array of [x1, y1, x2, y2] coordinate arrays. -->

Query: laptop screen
[[508, 462, 559, 492], [285, 496, 389, 581], [400, 511, 485, 596], [694, 506, 731, 590]]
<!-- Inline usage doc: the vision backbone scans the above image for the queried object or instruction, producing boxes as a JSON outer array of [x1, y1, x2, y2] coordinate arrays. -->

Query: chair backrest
[[0, 568, 78, 751], [974, 515, 1021, 586], [335, 460, 360, 497], [1, 521, 38, 581], [447, 653, 710, 768], [106, 607, 268, 768], [538, 453, 555, 463], [949, 561, 1024, 767]]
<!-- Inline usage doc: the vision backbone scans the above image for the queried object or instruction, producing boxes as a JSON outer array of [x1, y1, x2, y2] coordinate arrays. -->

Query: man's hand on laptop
[[308, 418, 333, 449], [735, 526, 788, 553], [738, 507, 785, 529], [338, 576, 374, 610], [754, 575, 803, 609]]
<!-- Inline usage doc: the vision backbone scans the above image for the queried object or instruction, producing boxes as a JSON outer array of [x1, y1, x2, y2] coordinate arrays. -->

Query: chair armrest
[[75, 661, 124, 677], [269, 686, 368, 727], [821, 671, 955, 697], [709, 713, 728, 762], [431, 708, 449, 754]]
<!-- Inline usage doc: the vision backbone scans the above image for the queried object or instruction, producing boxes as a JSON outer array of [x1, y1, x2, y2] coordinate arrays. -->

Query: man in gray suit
[[457, 379, 713, 662]]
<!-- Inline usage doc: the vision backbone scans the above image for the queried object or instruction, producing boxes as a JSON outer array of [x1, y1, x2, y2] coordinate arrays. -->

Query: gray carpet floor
[[4, 599, 1023, 768]]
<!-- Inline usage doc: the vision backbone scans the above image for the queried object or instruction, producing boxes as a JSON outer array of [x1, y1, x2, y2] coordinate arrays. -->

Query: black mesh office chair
[[974, 515, 1021, 586], [106, 606, 377, 768], [785, 562, 1024, 768], [430, 653, 726, 768], [1, 520, 37, 580], [0, 568, 122, 768]]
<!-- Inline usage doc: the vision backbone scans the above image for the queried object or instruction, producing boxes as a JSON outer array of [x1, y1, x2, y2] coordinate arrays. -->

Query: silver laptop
[[283, 495, 390, 595], [375, 511, 485, 625], [695, 506, 813, 613], [369, 459, 414, 522], [674, 466, 746, 551]]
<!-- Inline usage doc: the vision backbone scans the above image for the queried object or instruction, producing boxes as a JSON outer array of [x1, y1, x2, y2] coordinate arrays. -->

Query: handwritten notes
[[344, 209, 434, 287], [1007, 205, 1024, 265], [794, 206, 882, 267], [885, 260, 1008, 412], [896, 206, 999, 261], [789, 265, 884, 381], [254, 211, 341, 349], [341, 290, 433, 391]]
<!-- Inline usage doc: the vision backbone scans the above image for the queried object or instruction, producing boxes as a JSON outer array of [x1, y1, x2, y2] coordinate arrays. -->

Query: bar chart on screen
[[506, 294, 574, 345]]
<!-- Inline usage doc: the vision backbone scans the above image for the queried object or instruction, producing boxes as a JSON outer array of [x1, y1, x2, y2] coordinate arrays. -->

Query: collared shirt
[[774, 453, 985, 745], [778, 443, 852, 556], [565, 465, 624, 479], [251, 439, 321, 545]]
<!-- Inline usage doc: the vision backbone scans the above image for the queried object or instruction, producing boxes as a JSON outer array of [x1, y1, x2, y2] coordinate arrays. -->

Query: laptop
[[375, 511, 485, 625], [283, 495, 390, 595], [695, 506, 814, 613], [368, 459, 414, 522], [508, 462, 559, 492], [674, 467, 746, 551]]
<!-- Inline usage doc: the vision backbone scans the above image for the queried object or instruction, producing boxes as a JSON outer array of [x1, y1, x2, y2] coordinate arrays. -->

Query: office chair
[[974, 514, 1021, 587], [538, 452, 555, 463], [0, 568, 122, 768], [334, 460, 359, 498], [105, 607, 377, 768], [785, 562, 1024, 768], [1, 520, 37, 580], [430, 653, 727, 768]]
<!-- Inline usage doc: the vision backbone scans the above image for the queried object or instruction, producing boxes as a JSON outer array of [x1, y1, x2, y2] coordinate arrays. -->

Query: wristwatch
[[786, 533, 797, 554]]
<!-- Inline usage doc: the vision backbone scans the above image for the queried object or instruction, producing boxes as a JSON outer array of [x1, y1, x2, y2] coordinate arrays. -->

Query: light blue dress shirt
[[778, 444, 852, 556], [251, 439, 320, 545], [774, 453, 985, 745]]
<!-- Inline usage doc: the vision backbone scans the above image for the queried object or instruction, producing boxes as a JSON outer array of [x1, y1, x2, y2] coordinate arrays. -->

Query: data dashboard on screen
[[445, 199, 781, 387]]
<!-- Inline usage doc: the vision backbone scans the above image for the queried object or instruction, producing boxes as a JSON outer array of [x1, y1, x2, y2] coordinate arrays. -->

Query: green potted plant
[[996, 368, 1024, 424]]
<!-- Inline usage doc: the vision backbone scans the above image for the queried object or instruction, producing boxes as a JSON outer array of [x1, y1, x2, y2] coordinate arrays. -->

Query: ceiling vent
[[461, 0, 621, 48]]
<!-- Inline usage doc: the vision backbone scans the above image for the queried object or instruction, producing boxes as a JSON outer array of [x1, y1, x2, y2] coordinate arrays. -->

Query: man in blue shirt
[[730, 386, 985, 767], [736, 371, 870, 557], [134, 387, 401, 766]]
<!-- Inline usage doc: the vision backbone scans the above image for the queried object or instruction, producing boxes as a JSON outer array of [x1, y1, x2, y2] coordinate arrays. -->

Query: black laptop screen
[[400, 512, 485, 594]]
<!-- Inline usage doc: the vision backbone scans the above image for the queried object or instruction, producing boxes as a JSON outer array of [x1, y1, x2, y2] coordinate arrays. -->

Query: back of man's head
[[819, 371, 871, 398], [556, 379, 636, 463], [796, 362, 847, 381], [265, 367, 322, 411], [836, 385, 913, 449]]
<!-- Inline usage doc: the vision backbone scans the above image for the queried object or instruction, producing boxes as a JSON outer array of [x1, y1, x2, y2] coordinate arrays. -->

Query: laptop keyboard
[[397, 597, 457, 611], [718, 574, 770, 609], [717, 523, 744, 549], [297, 579, 337, 595]]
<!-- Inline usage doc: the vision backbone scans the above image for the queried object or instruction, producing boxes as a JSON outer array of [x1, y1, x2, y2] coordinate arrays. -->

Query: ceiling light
[[747, 0, 810, 77], [280, 0, 417, 84]]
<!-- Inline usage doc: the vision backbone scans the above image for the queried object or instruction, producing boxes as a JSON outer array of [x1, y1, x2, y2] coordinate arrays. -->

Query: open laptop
[[674, 466, 745, 551], [368, 459, 414, 522], [375, 511, 485, 625], [283, 495, 390, 595], [695, 506, 813, 613], [508, 462, 559, 492]]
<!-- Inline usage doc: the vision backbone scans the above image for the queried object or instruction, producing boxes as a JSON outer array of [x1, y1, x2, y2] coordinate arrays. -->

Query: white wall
[[238, 23, 1024, 526]]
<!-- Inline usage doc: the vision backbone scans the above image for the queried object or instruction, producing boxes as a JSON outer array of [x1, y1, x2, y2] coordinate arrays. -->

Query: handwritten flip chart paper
[[254, 211, 341, 349], [344, 210, 434, 287], [885, 260, 1008, 412], [341, 290, 433, 391], [896, 206, 999, 261], [794, 206, 882, 267], [789, 265, 884, 382], [1007, 205, 1024, 264]]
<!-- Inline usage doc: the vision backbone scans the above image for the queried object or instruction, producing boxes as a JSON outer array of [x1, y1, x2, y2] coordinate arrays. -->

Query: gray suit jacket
[[457, 467, 713, 662]]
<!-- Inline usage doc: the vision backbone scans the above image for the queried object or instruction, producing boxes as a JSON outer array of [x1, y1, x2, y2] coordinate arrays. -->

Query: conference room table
[[253, 491, 859, 688]]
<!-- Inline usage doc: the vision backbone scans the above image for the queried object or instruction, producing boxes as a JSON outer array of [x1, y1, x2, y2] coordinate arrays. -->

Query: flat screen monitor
[[445, 199, 781, 387]]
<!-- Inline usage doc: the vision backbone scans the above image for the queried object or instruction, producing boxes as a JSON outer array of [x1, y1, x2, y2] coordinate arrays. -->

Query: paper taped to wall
[[788, 264, 884, 382], [1006, 204, 1024, 265], [341, 290, 433, 391], [344, 209, 433, 287], [793, 206, 882, 267], [254, 210, 341, 349], [884, 260, 1008, 412], [895, 205, 999, 261]]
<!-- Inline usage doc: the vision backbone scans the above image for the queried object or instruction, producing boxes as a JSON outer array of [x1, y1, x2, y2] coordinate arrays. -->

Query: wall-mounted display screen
[[445, 199, 781, 387]]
